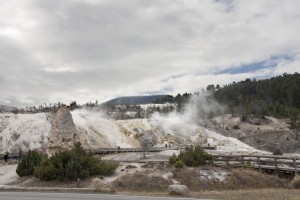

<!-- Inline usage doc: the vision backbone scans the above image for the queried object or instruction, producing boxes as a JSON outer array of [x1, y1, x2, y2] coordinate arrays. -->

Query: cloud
[[0, 0, 299, 107]]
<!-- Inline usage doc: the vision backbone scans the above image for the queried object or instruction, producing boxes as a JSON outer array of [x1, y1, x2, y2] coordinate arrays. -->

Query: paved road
[[0, 192, 205, 200]]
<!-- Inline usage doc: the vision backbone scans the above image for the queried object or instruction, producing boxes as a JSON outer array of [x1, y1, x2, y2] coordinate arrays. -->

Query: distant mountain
[[0, 105, 18, 113], [104, 95, 174, 106]]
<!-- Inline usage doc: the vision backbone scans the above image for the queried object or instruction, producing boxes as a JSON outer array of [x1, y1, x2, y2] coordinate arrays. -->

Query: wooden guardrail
[[212, 154, 300, 175]]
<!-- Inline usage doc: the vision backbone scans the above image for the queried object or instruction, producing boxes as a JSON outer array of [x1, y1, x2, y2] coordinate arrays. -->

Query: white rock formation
[[168, 184, 190, 196], [139, 130, 158, 148]]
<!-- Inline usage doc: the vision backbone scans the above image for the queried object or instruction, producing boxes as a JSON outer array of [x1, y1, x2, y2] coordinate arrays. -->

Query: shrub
[[233, 125, 240, 129], [16, 150, 45, 177], [254, 121, 261, 125], [244, 160, 254, 169], [291, 176, 300, 189], [241, 115, 247, 122], [169, 153, 179, 165], [34, 143, 118, 181], [174, 160, 184, 168], [273, 149, 283, 155], [34, 160, 58, 181], [169, 146, 213, 167], [90, 160, 118, 176]]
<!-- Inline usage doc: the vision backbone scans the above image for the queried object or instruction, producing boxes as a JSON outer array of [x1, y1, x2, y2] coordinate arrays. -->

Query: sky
[[0, 0, 299, 107]]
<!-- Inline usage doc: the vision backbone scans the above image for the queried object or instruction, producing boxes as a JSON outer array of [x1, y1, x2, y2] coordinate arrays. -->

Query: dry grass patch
[[173, 167, 214, 190], [112, 172, 172, 192], [290, 175, 300, 189], [91, 178, 112, 192], [173, 167, 286, 191], [14, 176, 92, 188], [194, 189, 300, 200], [223, 169, 286, 189]]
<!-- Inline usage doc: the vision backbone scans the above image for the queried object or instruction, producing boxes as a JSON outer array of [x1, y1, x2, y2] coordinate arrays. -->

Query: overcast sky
[[0, 0, 299, 107]]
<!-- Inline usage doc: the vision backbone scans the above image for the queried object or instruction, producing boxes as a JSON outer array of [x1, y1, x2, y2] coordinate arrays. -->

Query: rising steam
[[149, 93, 259, 152], [150, 92, 224, 137]]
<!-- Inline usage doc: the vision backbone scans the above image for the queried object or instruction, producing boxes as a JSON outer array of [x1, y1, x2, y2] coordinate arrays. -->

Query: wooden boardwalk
[[212, 154, 300, 175], [91, 147, 299, 175], [96, 150, 300, 176]]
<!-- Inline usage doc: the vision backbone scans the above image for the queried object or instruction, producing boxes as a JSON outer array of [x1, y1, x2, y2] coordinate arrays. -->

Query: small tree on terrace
[[169, 145, 213, 167]]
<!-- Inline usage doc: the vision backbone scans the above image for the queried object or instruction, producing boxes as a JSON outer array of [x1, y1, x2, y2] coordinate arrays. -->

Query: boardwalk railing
[[90, 145, 216, 154], [90, 147, 178, 154], [0, 145, 216, 159], [212, 154, 300, 175]]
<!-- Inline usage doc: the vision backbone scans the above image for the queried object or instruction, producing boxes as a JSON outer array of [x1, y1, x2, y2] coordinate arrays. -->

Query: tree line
[[213, 73, 300, 128]]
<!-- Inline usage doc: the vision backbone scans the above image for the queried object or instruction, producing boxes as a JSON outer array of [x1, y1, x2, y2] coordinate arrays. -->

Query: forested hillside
[[213, 73, 300, 125]]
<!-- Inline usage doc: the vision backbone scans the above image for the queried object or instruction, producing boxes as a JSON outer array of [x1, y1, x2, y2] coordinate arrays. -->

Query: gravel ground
[[0, 162, 18, 185]]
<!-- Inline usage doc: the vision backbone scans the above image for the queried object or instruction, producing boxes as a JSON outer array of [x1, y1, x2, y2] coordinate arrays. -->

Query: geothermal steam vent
[[48, 107, 78, 156]]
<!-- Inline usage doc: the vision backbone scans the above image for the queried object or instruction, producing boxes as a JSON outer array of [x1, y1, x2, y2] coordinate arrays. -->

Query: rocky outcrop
[[47, 107, 78, 156], [139, 130, 158, 148], [168, 184, 190, 196]]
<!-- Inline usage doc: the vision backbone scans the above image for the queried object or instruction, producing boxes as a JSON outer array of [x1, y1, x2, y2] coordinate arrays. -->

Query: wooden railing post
[[274, 158, 278, 175], [293, 158, 297, 176], [226, 156, 229, 166], [257, 157, 261, 171], [241, 155, 244, 169]]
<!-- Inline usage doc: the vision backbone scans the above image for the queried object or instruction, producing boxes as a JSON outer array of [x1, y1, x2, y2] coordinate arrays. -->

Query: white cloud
[[0, 0, 299, 106], [273, 54, 300, 75]]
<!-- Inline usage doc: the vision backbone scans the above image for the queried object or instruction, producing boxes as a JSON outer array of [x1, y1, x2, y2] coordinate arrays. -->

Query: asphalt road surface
[[0, 192, 206, 200]]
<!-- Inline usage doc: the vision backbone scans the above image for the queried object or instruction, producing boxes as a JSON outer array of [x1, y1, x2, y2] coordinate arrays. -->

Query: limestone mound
[[47, 107, 78, 156]]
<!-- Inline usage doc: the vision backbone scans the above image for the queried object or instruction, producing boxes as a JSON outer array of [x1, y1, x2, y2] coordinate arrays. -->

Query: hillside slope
[[0, 113, 51, 153], [207, 115, 300, 153], [0, 109, 265, 154]]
